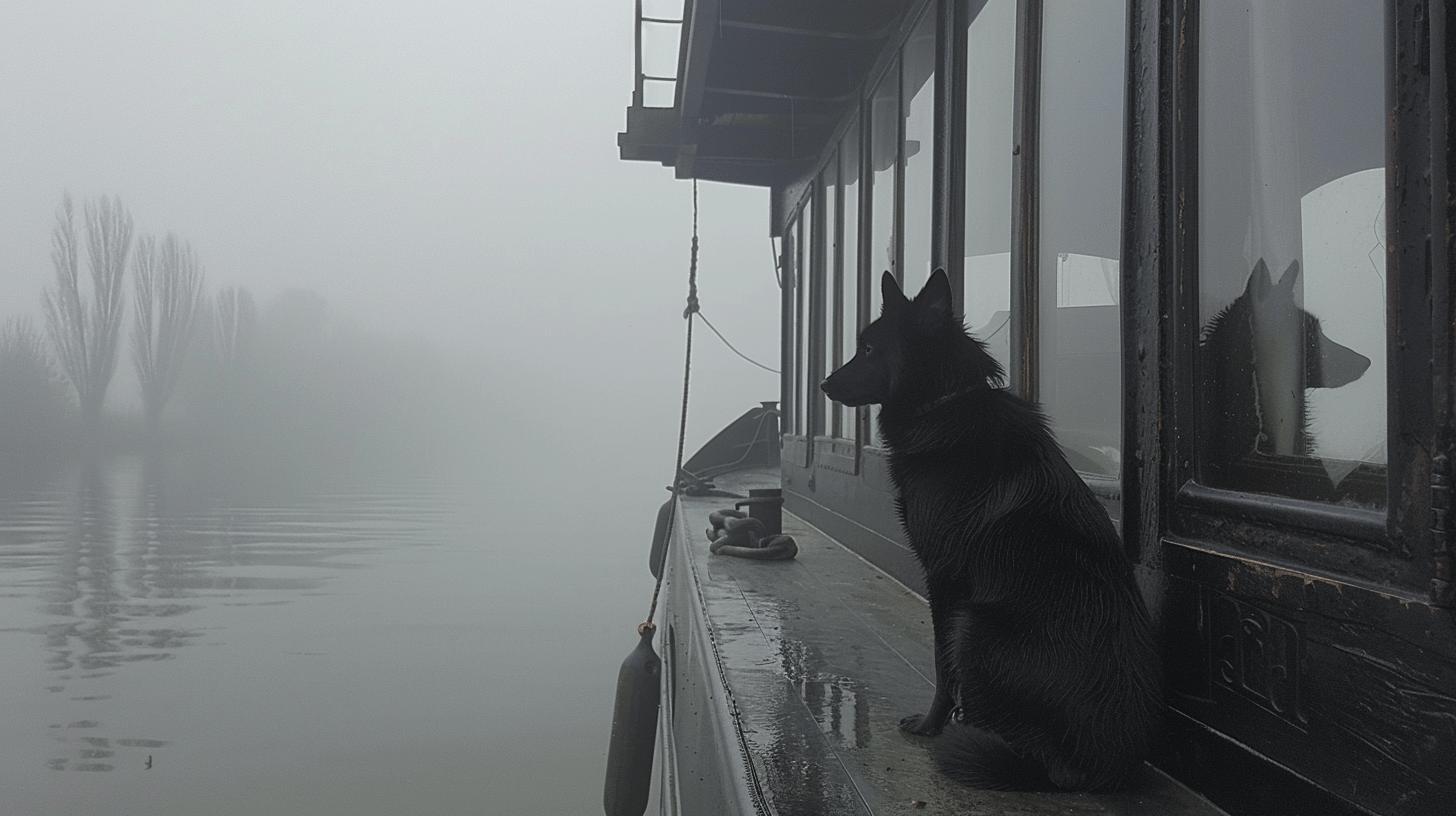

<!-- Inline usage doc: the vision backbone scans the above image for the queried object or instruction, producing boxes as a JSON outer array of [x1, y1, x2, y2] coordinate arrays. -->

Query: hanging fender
[[648, 497, 674, 579], [603, 623, 661, 816]]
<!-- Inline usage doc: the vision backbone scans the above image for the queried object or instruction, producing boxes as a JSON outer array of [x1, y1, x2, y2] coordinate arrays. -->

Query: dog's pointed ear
[[1277, 260, 1301, 293], [881, 271, 907, 313], [913, 268, 953, 322], [1247, 259, 1272, 299]]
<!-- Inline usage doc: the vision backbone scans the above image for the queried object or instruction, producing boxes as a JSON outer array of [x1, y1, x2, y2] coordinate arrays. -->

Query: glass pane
[[963, 0, 1016, 378], [839, 124, 861, 442], [802, 195, 816, 437], [1198, 0, 1385, 508], [902, 10, 937, 296], [821, 166, 838, 437], [868, 61, 899, 445], [1037, 0, 1127, 484]]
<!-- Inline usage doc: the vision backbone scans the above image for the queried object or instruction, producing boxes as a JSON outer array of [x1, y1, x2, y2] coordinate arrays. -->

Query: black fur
[[822, 270, 1161, 792], [931, 727, 1054, 791], [1200, 259, 1370, 490]]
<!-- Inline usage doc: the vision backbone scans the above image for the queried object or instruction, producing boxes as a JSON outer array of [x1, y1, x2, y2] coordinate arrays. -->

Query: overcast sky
[[0, 0, 780, 448]]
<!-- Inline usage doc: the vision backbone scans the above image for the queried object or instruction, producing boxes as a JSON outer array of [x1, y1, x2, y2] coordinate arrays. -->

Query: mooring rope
[[769, 235, 782, 289], [642, 178, 700, 632], [697, 312, 780, 374]]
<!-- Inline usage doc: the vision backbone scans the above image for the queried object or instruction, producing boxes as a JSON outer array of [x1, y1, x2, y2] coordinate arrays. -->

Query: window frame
[[1001, 0, 1128, 511], [818, 159, 839, 440], [782, 199, 817, 469], [1186, 0, 1390, 514], [869, 55, 905, 299], [780, 214, 797, 439], [800, 123, 869, 473], [901, 7, 940, 298], [802, 192, 817, 439], [835, 120, 864, 448], [1122, 0, 1434, 595], [792, 210, 806, 438]]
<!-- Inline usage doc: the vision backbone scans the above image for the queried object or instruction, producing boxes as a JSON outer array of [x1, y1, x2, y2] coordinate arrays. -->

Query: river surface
[[0, 453, 654, 815]]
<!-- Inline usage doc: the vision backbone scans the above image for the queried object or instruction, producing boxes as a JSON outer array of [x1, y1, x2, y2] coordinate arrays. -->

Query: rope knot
[[683, 203, 700, 318]]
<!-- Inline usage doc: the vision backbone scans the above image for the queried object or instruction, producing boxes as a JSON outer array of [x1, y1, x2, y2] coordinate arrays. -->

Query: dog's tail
[[931, 725, 1054, 791]]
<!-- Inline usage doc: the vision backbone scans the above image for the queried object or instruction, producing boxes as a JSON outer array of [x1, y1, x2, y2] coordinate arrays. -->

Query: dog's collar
[[909, 385, 983, 418]]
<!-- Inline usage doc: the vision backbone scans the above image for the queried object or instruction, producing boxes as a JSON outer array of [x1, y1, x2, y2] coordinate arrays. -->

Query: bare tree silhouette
[[213, 285, 256, 371], [131, 233, 205, 437], [0, 317, 72, 450], [42, 194, 133, 436]]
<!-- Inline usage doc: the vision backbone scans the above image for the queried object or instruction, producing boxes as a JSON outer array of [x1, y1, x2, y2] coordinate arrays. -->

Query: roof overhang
[[618, 0, 913, 188]]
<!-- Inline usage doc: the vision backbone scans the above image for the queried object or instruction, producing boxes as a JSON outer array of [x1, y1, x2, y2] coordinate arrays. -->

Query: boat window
[[821, 162, 838, 438], [783, 216, 797, 435], [839, 120, 861, 442], [800, 194, 815, 437], [1036, 0, 1127, 485], [785, 216, 796, 435], [901, 9, 937, 297], [789, 213, 804, 436], [962, 0, 1016, 380], [867, 58, 900, 445], [1196, 0, 1386, 509]]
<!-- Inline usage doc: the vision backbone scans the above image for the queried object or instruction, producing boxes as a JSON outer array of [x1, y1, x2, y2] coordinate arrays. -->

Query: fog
[[1, 1, 779, 443], [0, 2, 777, 812]]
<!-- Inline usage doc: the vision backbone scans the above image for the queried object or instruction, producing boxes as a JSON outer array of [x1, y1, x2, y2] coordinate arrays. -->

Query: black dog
[[821, 270, 1161, 791]]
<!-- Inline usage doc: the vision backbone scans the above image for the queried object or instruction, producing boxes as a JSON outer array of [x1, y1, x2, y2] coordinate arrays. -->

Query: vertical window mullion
[[1386, 0, 1434, 557], [944, 0, 969, 313], [817, 166, 836, 439], [1010, 0, 1043, 401], [786, 220, 797, 434], [809, 190, 819, 439], [895, 55, 908, 286], [1431, 0, 1455, 606]]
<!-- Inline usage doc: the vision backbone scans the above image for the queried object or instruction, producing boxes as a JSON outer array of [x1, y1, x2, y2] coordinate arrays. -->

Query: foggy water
[[0, 2, 783, 812], [0, 453, 655, 814]]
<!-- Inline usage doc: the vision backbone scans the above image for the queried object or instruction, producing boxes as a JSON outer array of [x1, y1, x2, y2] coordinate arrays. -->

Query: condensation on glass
[[1036, 0, 1126, 484], [1197, 0, 1385, 509], [867, 59, 900, 446], [839, 121, 861, 442], [902, 9, 937, 298], [962, 0, 1016, 380], [821, 163, 839, 437]]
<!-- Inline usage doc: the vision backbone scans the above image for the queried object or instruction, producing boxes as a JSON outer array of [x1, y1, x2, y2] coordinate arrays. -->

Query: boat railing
[[631, 0, 683, 109]]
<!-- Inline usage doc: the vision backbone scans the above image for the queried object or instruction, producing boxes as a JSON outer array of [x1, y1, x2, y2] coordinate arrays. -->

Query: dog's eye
[[860, 343, 874, 356]]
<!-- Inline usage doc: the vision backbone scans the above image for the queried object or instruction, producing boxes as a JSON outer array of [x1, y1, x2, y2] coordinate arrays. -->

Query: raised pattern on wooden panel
[[1205, 587, 1307, 730]]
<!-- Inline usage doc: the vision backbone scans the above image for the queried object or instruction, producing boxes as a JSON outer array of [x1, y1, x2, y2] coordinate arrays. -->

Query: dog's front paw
[[898, 713, 944, 737]]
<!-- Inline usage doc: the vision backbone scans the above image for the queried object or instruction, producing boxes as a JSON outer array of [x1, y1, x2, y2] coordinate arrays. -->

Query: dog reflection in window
[[1200, 259, 1371, 497]]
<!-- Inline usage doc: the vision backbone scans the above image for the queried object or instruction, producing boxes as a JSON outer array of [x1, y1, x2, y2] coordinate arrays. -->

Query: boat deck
[[661, 467, 1224, 816]]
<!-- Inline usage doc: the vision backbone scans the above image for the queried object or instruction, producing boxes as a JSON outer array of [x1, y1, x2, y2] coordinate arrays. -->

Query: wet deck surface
[[678, 469, 1224, 816]]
